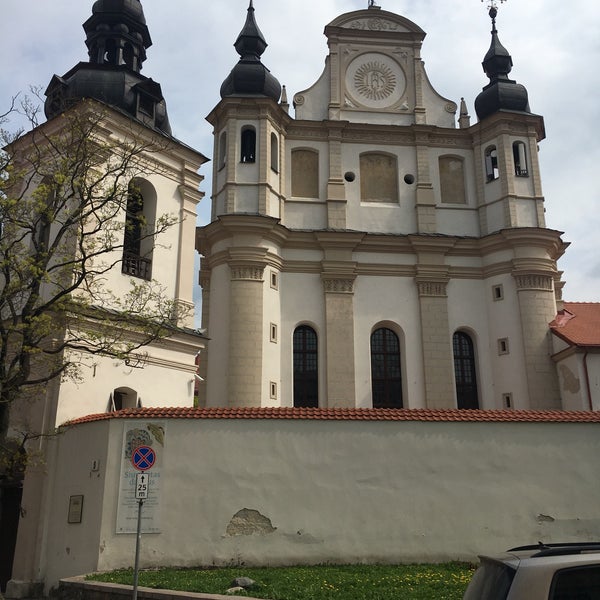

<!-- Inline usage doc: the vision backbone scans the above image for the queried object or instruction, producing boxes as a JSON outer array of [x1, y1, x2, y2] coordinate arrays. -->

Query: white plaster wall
[[280, 273, 325, 406], [419, 70, 456, 128], [293, 63, 330, 122], [343, 144, 418, 235], [483, 275, 530, 409], [556, 353, 589, 411], [447, 279, 495, 409], [283, 200, 327, 230], [353, 276, 424, 408], [263, 269, 282, 406], [37, 416, 600, 591], [589, 354, 600, 411], [39, 421, 111, 590], [55, 346, 197, 426], [514, 198, 539, 228]]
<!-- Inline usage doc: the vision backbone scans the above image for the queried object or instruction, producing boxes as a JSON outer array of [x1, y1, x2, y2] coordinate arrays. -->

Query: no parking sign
[[131, 445, 156, 471]]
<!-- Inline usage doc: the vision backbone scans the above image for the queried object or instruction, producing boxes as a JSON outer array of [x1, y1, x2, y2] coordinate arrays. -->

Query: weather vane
[[481, 0, 506, 9], [368, 0, 380, 7]]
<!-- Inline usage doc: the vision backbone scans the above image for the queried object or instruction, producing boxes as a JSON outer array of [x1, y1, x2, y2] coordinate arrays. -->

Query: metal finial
[[368, 0, 380, 7], [481, 0, 506, 9]]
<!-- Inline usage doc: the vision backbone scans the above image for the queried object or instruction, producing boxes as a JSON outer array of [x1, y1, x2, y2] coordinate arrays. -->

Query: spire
[[44, 0, 171, 134], [234, 0, 268, 61], [474, 4, 530, 121], [220, 1, 282, 101]]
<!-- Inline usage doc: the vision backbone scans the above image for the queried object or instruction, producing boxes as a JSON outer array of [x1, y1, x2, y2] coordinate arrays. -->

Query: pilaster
[[513, 271, 560, 409], [415, 276, 455, 408], [322, 275, 356, 407]]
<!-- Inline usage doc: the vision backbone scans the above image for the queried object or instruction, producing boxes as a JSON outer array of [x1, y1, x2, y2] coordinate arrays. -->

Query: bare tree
[[0, 96, 188, 460]]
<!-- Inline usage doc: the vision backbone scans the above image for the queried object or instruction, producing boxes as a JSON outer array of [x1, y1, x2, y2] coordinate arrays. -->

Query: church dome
[[220, 1, 281, 102], [91, 0, 146, 25], [44, 0, 171, 134], [474, 7, 530, 121]]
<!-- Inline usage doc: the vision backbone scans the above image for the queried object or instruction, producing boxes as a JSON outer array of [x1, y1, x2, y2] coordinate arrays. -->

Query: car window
[[549, 565, 600, 600], [463, 558, 515, 600]]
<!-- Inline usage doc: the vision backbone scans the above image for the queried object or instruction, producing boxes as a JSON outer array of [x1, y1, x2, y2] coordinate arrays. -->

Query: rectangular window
[[492, 284, 504, 301], [502, 393, 513, 409], [270, 271, 279, 290], [270, 381, 277, 400], [270, 323, 278, 343], [498, 338, 510, 355]]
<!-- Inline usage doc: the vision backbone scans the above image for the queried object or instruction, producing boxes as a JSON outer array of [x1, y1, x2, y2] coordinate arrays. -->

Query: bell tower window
[[512, 141, 528, 177], [485, 146, 499, 182], [240, 127, 256, 163]]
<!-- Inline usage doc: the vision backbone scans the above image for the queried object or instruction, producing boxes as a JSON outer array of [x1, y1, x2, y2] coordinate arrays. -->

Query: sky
[[1, 0, 599, 304]]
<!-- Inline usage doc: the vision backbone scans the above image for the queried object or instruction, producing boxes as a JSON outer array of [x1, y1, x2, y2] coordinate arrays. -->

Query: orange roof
[[63, 406, 600, 427], [550, 302, 600, 347]]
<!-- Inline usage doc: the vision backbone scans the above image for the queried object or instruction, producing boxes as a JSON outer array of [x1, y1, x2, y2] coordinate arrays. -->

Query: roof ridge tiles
[[61, 406, 600, 427]]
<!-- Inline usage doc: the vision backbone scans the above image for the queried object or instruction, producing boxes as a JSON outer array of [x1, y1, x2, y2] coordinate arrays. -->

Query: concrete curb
[[59, 577, 269, 600]]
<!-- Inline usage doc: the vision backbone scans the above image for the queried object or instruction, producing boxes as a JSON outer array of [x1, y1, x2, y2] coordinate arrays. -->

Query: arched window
[[484, 146, 499, 182], [293, 325, 318, 408], [218, 131, 227, 170], [439, 155, 466, 204], [512, 141, 528, 177], [360, 152, 398, 203], [103, 38, 117, 65], [122, 179, 155, 280], [371, 327, 403, 408], [291, 148, 319, 198], [110, 387, 139, 411], [453, 331, 479, 409], [270, 132, 279, 172], [240, 127, 256, 163]]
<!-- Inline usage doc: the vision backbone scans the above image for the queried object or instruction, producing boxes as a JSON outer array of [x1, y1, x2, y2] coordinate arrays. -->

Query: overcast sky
[[1, 0, 599, 305]]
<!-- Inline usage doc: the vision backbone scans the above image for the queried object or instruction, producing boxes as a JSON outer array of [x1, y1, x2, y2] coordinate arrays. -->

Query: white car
[[463, 543, 600, 600]]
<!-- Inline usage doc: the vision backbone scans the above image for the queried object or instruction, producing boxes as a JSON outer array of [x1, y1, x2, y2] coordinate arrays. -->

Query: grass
[[87, 562, 475, 600]]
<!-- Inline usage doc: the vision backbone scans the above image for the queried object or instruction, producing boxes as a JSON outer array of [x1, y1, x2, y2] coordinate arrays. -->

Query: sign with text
[[116, 421, 165, 534]]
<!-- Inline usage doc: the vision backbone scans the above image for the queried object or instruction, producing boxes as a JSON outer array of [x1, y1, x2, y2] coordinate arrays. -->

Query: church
[[2, 0, 600, 595], [196, 1, 599, 412]]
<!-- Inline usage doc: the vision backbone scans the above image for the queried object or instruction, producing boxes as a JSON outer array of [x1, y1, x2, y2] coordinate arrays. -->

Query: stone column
[[514, 272, 560, 409], [416, 277, 455, 409], [228, 262, 265, 407], [323, 276, 356, 408]]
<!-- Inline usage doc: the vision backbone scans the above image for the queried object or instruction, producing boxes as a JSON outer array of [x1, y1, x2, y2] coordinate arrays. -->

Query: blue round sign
[[131, 445, 156, 471]]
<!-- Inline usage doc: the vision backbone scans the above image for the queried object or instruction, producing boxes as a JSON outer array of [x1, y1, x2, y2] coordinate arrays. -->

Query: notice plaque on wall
[[68, 495, 84, 524], [116, 421, 165, 534]]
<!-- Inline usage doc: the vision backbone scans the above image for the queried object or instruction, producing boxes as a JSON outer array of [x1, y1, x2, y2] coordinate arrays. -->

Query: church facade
[[197, 3, 569, 412]]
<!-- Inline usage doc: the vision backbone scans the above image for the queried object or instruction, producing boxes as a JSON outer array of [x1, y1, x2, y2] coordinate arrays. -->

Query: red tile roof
[[63, 406, 600, 427], [550, 302, 600, 347]]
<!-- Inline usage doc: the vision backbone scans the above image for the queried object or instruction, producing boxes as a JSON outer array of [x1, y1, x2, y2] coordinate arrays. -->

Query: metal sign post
[[130, 447, 156, 600]]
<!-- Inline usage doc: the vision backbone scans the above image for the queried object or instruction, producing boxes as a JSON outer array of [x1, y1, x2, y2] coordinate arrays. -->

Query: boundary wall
[[9, 407, 600, 593]]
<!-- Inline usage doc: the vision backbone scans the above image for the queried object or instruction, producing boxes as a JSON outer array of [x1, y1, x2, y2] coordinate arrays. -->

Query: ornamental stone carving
[[416, 280, 448, 297], [514, 274, 553, 291], [345, 52, 406, 109], [230, 266, 265, 281], [323, 278, 355, 294], [348, 18, 400, 31]]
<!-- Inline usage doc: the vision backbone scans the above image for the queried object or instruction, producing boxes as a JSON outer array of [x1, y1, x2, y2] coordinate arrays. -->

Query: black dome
[[92, 0, 146, 24], [475, 7, 531, 121], [220, 2, 281, 102]]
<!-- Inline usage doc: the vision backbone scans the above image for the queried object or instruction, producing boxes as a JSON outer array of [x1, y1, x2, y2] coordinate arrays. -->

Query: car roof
[[477, 543, 600, 570]]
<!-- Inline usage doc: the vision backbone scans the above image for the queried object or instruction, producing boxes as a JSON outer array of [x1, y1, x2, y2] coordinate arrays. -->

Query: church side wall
[[35, 416, 600, 592]]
